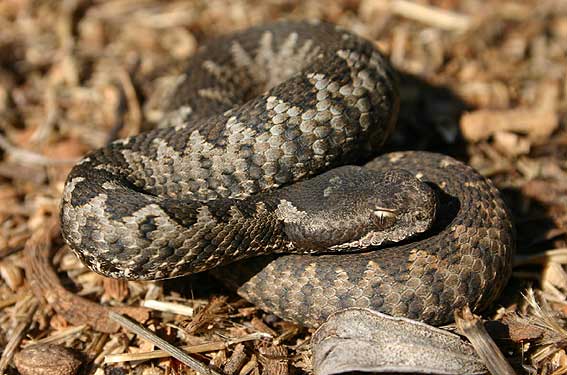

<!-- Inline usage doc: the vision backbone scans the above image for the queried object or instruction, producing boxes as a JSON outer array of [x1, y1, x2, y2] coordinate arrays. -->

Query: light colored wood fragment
[[455, 306, 517, 375], [105, 341, 227, 363], [102, 278, 129, 302], [25, 325, 87, 347], [0, 259, 24, 290], [390, 0, 471, 31], [143, 299, 195, 317], [514, 248, 567, 267], [0, 294, 20, 310], [239, 354, 259, 375]]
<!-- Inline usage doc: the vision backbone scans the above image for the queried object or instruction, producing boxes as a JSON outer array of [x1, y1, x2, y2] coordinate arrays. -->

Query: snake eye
[[372, 207, 397, 227]]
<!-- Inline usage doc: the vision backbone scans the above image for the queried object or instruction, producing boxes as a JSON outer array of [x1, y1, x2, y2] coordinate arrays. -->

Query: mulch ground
[[1, 0, 567, 374]]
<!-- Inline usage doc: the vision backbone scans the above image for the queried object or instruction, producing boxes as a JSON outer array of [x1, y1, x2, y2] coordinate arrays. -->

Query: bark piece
[[312, 308, 485, 375]]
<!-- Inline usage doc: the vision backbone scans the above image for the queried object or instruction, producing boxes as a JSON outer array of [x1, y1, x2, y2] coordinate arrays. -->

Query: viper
[[60, 21, 514, 327]]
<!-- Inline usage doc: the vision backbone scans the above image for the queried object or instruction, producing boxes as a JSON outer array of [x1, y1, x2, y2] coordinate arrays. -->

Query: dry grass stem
[[109, 311, 223, 375], [25, 325, 88, 347], [104, 332, 272, 364]]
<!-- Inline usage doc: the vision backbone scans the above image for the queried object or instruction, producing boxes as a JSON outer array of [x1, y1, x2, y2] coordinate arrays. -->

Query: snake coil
[[61, 21, 514, 327]]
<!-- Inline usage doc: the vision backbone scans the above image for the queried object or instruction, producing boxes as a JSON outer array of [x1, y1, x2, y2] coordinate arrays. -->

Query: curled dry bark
[[312, 308, 486, 375]]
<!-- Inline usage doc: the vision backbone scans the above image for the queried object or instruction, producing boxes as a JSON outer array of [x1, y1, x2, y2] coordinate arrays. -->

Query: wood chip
[[258, 344, 288, 375], [14, 344, 82, 375], [109, 311, 222, 375], [239, 354, 259, 375], [105, 341, 226, 363], [515, 248, 567, 267], [493, 131, 531, 156], [102, 278, 129, 302], [460, 109, 558, 142], [0, 134, 78, 167], [543, 262, 567, 293], [224, 343, 248, 375], [500, 314, 545, 343], [104, 332, 268, 364], [183, 296, 227, 334], [28, 325, 88, 347], [0, 258, 24, 290]]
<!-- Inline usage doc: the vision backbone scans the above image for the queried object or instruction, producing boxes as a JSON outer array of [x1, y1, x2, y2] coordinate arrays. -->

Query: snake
[[60, 21, 514, 328]]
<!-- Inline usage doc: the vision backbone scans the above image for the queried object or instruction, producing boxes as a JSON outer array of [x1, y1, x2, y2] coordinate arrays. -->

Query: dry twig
[[0, 296, 39, 373], [224, 343, 247, 375]]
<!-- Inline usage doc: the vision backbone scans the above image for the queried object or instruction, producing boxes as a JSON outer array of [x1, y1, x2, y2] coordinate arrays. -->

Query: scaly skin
[[60, 21, 514, 326]]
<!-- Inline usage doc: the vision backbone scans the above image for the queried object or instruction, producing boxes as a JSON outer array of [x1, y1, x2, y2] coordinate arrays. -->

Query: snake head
[[276, 166, 437, 252]]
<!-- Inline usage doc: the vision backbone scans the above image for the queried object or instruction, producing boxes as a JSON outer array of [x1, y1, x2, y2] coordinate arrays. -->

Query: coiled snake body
[[60, 21, 514, 327]]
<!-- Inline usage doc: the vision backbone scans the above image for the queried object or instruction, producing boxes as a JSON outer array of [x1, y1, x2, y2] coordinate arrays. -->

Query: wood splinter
[[454, 306, 517, 375]]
